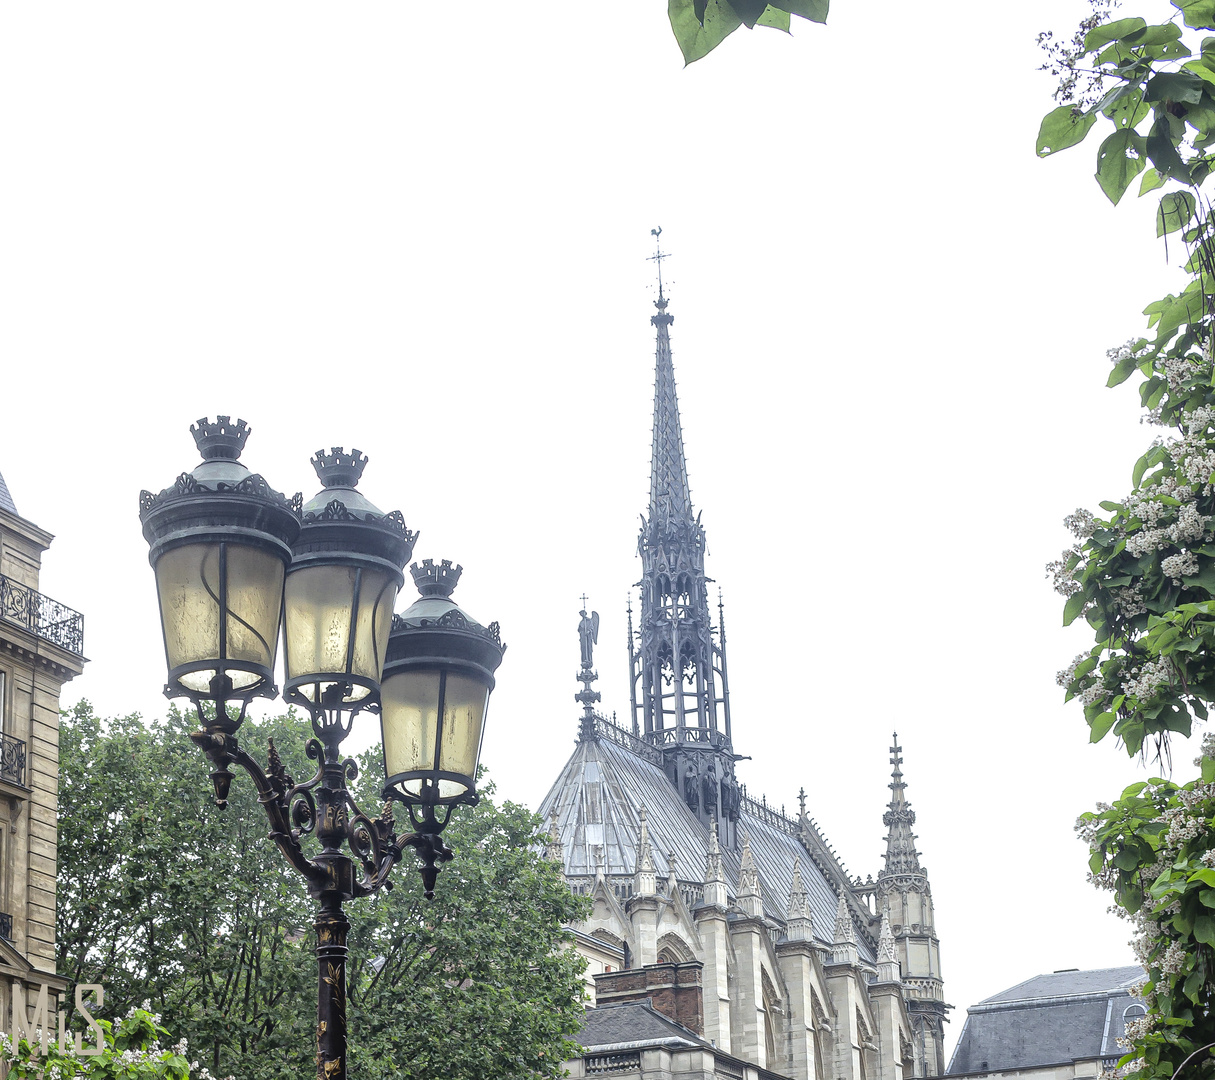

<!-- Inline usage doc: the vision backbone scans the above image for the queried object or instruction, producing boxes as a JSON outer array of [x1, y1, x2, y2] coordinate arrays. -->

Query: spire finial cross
[[648, 227, 671, 303], [580, 592, 589, 612]]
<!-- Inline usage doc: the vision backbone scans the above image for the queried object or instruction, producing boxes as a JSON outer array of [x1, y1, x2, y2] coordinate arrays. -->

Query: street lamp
[[139, 417, 505, 1080]]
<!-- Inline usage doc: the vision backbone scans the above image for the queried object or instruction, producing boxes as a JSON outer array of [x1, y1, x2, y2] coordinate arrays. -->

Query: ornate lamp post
[[139, 417, 504, 1080]]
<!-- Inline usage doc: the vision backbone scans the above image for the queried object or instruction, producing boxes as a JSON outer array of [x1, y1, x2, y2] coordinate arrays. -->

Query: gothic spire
[[646, 232, 693, 528], [881, 732, 922, 877], [631, 230, 737, 848]]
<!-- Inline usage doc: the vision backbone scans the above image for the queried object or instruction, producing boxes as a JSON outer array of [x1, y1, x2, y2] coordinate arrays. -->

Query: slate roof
[[0, 470, 16, 516], [947, 966, 1145, 1075], [538, 720, 876, 960], [578, 1001, 706, 1049]]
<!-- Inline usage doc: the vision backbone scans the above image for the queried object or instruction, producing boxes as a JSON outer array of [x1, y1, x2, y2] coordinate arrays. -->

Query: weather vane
[[648, 226, 671, 300]]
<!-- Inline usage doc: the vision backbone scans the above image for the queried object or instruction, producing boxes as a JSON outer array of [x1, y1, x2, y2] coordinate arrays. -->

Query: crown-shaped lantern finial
[[310, 447, 368, 489], [190, 416, 250, 461], [410, 558, 463, 599]]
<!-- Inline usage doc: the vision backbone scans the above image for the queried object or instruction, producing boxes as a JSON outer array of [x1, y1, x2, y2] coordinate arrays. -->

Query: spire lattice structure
[[629, 230, 738, 846]]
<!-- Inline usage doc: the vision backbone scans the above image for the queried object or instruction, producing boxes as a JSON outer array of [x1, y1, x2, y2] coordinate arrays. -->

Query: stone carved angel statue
[[578, 608, 600, 669]]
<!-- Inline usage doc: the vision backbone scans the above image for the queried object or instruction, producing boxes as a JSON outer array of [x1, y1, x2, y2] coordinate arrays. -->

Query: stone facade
[[0, 471, 86, 1037], [539, 278, 948, 1080]]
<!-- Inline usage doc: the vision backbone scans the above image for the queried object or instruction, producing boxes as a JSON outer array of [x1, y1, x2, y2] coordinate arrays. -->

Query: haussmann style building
[[0, 468, 86, 1039], [538, 278, 950, 1080]]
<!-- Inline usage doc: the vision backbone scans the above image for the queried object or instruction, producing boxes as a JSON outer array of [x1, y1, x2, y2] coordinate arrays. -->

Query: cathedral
[[537, 264, 949, 1080]]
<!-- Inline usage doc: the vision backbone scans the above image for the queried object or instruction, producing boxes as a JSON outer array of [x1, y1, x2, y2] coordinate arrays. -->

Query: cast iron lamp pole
[[139, 418, 504, 1080]]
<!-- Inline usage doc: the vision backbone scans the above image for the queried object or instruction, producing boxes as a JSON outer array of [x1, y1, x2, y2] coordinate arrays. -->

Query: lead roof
[[537, 724, 876, 962]]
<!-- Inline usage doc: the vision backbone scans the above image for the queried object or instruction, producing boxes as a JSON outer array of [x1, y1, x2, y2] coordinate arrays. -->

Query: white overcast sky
[[0, 0, 1188, 1059]]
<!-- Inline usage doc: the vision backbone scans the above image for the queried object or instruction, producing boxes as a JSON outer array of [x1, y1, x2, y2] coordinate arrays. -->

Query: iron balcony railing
[[0, 733, 26, 788], [0, 574, 84, 656]]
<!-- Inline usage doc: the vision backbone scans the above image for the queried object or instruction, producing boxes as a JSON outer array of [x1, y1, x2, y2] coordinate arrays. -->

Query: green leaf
[[1096, 128, 1148, 203], [1194, 913, 1215, 945], [1172, 0, 1215, 30], [1141, 166, 1167, 194], [1090, 710, 1117, 742], [1183, 967, 1204, 1002], [756, 5, 791, 29], [1086, 17, 1147, 49], [1065, 592, 1088, 626], [767, 0, 828, 21], [1146, 71, 1206, 106], [669, 0, 743, 62], [1158, 191, 1198, 235], [1110, 352, 1140, 386], [1038, 106, 1098, 157], [725, 0, 770, 27], [1190, 867, 1215, 886], [1146, 116, 1193, 181]]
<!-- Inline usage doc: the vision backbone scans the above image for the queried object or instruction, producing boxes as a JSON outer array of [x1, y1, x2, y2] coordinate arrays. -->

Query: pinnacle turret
[[703, 819, 728, 907], [832, 894, 859, 965], [880, 732, 922, 877], [737, 833, 764, 918], [635, 806, 657, 896], [876, 912, 900, 982], [785, 856, 813, 941]]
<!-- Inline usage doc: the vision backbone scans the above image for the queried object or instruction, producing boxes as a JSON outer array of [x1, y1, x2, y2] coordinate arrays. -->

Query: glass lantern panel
[[284, 563, 358, 693], [381, 669, 441, 797], [437, 672, 488, 797], [224, 546, 285, 682], [155, 542, 222, 691], [350, 568, 398, 687]]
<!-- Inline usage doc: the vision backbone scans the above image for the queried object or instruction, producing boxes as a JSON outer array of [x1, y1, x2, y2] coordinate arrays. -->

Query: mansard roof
[[0, 469, 16, 516], [537, 717, 876, 962], [947, 966, 1144, 1075]]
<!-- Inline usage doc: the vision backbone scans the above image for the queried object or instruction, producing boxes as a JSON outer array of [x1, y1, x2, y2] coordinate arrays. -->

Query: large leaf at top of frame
[[1173, 0, 1215, 30], [768, 0, 829, 23], [669, 0, 743, 63]]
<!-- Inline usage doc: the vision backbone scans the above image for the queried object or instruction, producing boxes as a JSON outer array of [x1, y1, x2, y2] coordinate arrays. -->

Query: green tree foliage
[[1077, 738, 1215, 1080], [1041, 7, 1215, 1080], [668, 0, 827, 64], [57, 703, 588, 1080]]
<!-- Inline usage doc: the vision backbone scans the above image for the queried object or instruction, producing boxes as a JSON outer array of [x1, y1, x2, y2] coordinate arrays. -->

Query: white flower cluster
[[1161, 550, 1200, 583], [1196, 731, 1215, 767], [1164, 355, 1200, 390], [1122, 658, 1174, 703], [1082, 684, 1110, 706], [1057, 652, 1091, 688], [1114, 584, 1148, 617], [1047, 547, 1084, 597], [1165, 422, 1215, 489], [1066, 508, 1098, 539], [1158, 939, 1188, 975], [1125, 501, 1209, 555], [1121, 1012, 1158, 1046]]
